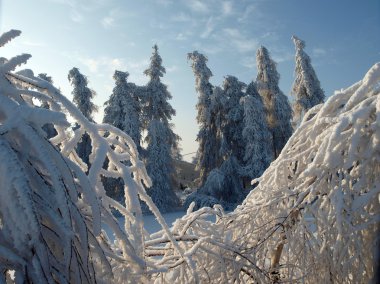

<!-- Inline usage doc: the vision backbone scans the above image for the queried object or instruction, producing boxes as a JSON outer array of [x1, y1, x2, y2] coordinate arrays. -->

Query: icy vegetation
[[0, 30, 379, 283], [291, 36, 325, 125]]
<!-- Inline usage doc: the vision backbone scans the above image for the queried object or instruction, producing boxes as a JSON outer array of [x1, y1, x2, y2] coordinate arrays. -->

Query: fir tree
[[220, 76, 246, 163], [143, 45, 179, 212], [38, 73, 58, 139], [240, 82, 273, 181], [68, 67, 97, 166], [291, 35, 325, 124], [188, 51, 220, 185], [102, 71, 143, 204], [209, 86, 225, 167], [256, 46, 292, 158], [103, 70, 142, 150]]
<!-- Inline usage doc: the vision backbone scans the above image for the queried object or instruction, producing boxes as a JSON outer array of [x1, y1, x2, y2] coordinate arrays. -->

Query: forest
[[0, 29, 379, 283]]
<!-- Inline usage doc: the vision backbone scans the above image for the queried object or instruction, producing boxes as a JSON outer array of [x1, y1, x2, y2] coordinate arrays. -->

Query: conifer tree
[[103, 70, 142, 150], [188, 51, 220, 185], [291, 35, 325, 124], [220, 76, 246, 163], [68, 67, 97, 166], [256, 46, 292, 158], [240, 82, 273, 181], [209, 86, 225, 167], [102, 71, 143, 203], [38, 73, 58, 139], [143, 45, 179, 212]]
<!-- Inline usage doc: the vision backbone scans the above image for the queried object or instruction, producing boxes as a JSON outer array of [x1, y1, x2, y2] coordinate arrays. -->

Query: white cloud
[[201, 17, 215, 39], [77, 56, 149, 85], [223, 28, 259, 53], [223, 28, 240, 38], [241, 56, 256, 69], [101, 9, 124, 29], [70, 10, 84, 22], [171, 12, 192, 22], [78, 56, 126, 73], [234, 39, 259, 53], [166, 65, 179, 72], [156, 0, 173, 6], [186, 0, 209, 13], [79, 58, 101, 73], [238, 4, 258, 23], [21, 40, 45, 47], [193, 42, 222, 55], [272, 51, 293, 63], [222, 1, 233, 16], [102, 17, 115, 28], [312, 48, 327, 57], [176, 33, 187, 41]]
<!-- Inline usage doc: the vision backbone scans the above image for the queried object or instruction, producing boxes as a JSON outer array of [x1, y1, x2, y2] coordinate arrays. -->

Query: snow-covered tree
[[102, 71, 143, 204], [256, 46, 292, 158], [68, 67, 97, 166], [68, 67, 97, 120], [240, 82, 273, 181], [209, 86, 225, 166], [220, 75, 246, 162], [38, 73, 58, 139], [2, 30, 378, 284], [143, 45, 179, 211], [103, 70, 142, 150], [188, 51, 220, 185], [291, 35, 325, 125], [152, 62, 380, 283], [185, 78, 247, 210], [0, 30, 156, 283]]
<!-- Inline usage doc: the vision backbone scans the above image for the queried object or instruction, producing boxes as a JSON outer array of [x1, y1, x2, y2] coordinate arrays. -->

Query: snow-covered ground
[[142, 210, 187, 234], [103, 210, 216, 242]]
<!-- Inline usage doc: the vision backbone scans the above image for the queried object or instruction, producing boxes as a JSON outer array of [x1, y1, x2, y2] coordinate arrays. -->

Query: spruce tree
[[143, 45, 179, 212], [188, 51, 220, 185], [256, 46, 292, 158], [68, 67, 97, 166], [220, 76, 246, 163], [103, 70, 142, 150], [240, 82, 273, 181], [38, 73, 58, 139], [291, 35, 325, 124], [102, 71, 143, 204]]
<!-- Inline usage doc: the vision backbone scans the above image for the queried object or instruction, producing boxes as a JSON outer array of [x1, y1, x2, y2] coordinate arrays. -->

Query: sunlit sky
[[1, 0, 379, 161]]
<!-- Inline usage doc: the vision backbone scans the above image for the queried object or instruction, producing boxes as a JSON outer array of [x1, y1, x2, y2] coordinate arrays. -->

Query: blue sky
[[1, 0, 379, 161]]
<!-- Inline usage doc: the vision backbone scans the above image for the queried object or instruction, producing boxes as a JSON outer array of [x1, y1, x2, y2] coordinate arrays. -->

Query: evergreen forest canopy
[[0, 30, 379, 283]]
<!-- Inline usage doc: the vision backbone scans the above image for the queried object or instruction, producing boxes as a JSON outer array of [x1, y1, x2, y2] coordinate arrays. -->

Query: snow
[[103, 211, 191, 242], [1, 29, 379, 283]]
